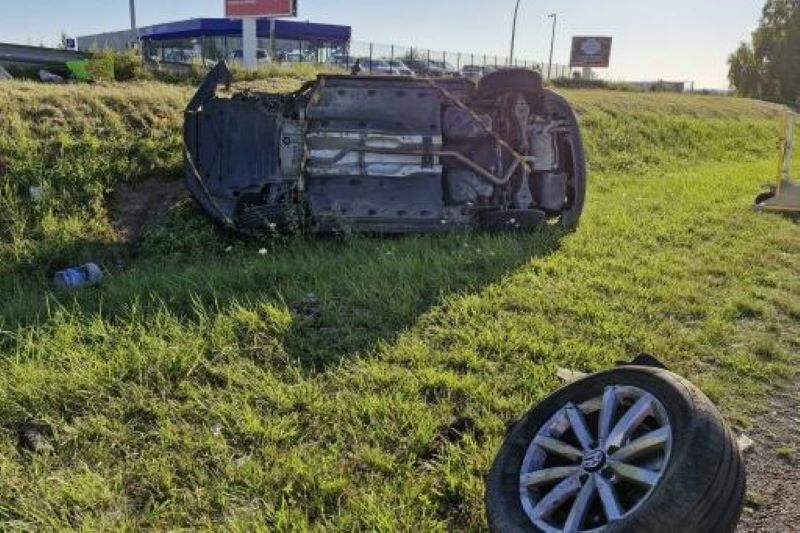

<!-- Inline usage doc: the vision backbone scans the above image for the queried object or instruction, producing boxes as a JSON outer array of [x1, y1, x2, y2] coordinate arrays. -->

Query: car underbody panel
[[184, 62, 587, 234]]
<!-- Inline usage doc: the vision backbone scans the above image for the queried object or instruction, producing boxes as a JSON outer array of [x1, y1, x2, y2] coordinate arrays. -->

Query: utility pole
[[129, 0, 144, 61], [129, 0, 137, 32], [509, 0, 522, 66], [547, 13, 557, 80]]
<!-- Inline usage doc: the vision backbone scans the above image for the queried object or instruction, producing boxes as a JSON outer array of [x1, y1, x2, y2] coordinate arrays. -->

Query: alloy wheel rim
[[519, 385, 672, 532]]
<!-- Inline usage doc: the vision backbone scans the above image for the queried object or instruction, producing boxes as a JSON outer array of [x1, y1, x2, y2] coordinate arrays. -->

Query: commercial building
[[77, 18, 351, 64]]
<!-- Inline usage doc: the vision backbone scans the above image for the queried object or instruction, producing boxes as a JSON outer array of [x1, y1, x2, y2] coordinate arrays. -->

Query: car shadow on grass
[[1, 220, 568, 373]]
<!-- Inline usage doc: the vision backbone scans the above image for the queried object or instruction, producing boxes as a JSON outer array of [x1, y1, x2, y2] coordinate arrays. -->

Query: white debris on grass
[[737, 434, 755, 454]]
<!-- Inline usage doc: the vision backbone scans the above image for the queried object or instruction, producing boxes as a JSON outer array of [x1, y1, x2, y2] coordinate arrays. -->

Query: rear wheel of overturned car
[[478, 70, 587, 230], [485, 366, 745, 532], [478, 68, 545, 100]]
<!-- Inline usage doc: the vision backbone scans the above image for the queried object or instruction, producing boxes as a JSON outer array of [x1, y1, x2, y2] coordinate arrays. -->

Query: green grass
[[0, 84, 798, 529]]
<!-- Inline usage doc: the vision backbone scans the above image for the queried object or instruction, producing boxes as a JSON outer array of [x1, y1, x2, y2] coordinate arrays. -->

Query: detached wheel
[[486, 366, 745, 532]]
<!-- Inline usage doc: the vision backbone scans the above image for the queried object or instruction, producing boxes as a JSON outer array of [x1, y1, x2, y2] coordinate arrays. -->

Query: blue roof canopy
[[139, 18, 351, 43]]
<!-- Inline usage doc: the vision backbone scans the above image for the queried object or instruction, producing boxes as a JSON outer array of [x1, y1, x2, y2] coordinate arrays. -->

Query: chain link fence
[[139, 33, 621, 83], [277, 39, 573, 79]]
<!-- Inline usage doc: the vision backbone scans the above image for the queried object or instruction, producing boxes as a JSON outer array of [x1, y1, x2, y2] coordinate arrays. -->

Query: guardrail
[[0, 42, 86, 67]]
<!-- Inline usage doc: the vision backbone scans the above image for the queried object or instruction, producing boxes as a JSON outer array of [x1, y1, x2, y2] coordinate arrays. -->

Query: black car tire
[[755, 191, 775, 206], [542, 90, 587, 229], [486, 366, 745, 533], [478, 68, 544, 99]]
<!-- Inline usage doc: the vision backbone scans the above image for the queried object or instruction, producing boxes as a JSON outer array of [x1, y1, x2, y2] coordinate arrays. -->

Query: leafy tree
[[729, 0, 800, 104]]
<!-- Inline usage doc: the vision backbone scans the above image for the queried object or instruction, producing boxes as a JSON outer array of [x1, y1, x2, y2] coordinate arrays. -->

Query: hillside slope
[[0, 81, 786, 281], [0, 82, 797, 530]]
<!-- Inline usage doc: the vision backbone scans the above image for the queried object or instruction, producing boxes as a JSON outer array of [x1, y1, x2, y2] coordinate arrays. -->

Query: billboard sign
[[225, 0, 297, 18], [570, 36, 613, 68]]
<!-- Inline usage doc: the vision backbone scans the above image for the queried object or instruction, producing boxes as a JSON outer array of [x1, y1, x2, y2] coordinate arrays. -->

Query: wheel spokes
[[606, 393, 655, 450], [609, 461, 660, 487], [534, 436, 584, 462], [532, 474, 583, 519], [519, 386, 673, 531], [598, 386, 618, 446], [563, 476, 596, 533], [595, 473, 623, 521], [611, 426, 670, 462], [565, 404, 594, 451], [521, 465, 581, 487]]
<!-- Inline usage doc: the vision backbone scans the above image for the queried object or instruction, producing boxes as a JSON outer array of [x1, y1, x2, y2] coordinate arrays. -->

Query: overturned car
[[184, 63, 586, 234]]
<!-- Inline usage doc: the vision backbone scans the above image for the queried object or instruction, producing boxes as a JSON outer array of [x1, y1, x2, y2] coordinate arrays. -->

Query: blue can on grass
[[54, 263, 103, 289]]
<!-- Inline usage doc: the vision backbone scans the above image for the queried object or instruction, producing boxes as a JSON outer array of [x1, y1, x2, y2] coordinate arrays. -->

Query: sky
[[0, 0, 764, 89]]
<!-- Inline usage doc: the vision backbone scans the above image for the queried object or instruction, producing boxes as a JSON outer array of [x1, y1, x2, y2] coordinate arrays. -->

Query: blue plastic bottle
[[54, 263, 103, 289]]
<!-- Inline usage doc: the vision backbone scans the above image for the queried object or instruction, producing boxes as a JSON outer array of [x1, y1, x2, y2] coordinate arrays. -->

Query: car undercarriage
[[184, 63, 587, 234]]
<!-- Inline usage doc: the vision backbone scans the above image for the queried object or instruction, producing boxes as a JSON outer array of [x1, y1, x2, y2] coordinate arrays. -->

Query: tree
[[729, 0, 800, 104]]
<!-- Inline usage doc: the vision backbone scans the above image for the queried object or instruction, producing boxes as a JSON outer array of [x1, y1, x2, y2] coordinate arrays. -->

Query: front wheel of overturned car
[[486, 366, 745, 533]]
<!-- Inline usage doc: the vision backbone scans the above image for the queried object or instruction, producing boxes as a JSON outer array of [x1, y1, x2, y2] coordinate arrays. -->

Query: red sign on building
[[225, 0, 297, 18]]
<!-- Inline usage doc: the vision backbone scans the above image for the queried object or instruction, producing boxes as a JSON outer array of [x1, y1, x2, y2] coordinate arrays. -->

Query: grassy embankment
[[0, 77, 798, 529]]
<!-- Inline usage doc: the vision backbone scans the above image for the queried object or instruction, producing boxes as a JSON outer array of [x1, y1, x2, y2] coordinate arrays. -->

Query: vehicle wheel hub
[[581, 450, 607, 473]]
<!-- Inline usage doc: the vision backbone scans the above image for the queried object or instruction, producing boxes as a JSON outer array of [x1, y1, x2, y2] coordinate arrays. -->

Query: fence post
[[369, 42, 373, 74], [457, 52, 461, 73], [427, 49, 431, 74], [391, 44, 395, 74]]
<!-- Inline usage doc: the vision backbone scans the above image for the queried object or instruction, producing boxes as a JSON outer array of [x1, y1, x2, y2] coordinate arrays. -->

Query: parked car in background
[[460, 64, 486, 79], [385, 59, 414, 76], [277, 49, 320, 63], [355, 58, 395, 75], [404, 59, 457, 77], [277, 52, 304, 63], [155, 49, 216, 68], [328, 55, 357, 68], [229, 49, 272, 65], [403, 59, 428, 76], [403, 59, 442, 77], [429, 60, 457, 76]]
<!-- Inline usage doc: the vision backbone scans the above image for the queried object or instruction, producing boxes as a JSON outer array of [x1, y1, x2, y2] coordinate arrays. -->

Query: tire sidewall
[[486, 366, 735, 533], [541, 89, 587, 229]]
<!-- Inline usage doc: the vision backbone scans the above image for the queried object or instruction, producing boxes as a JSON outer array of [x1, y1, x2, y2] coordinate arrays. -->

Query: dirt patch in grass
[[109, 177, 188, 241], [738, 378, 800, 532]]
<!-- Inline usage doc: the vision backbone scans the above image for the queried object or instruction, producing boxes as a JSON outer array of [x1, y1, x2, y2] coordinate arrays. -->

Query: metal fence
[[141, 34, 581, 80], [272, 39, 574, 79]]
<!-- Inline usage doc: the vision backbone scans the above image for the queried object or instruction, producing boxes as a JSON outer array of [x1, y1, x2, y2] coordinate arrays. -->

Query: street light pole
[[129, 0, 137, 33], [129, 0, 144, 62], [547, 13, 557, 80], [509, 0, 522, 66]]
